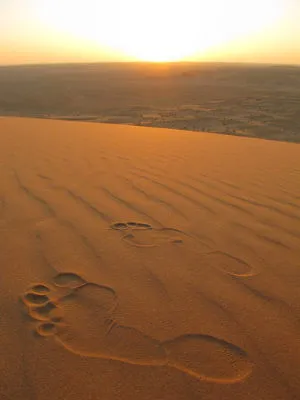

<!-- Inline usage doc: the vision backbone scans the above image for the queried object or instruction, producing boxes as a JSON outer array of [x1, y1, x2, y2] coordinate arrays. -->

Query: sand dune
[[0, 117, 300, 399]]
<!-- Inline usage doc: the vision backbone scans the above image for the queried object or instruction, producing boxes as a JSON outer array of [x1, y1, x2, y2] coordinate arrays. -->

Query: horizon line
[[1, 60, 300, 68]]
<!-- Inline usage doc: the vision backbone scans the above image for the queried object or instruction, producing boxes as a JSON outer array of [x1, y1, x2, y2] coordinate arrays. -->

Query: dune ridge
[[0, 117, 299, 400]]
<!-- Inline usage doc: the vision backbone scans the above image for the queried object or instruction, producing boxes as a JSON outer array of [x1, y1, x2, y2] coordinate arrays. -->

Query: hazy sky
[[0, 0, 300, 65]]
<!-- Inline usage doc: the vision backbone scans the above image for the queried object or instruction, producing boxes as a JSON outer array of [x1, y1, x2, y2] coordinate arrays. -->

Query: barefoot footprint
[[110, 222, 185, 248], [110, 222, 257, 277], [21, 272, 253, 383]]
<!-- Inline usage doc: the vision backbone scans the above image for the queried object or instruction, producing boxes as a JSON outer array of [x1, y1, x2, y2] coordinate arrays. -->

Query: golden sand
[[0, 117, 299, 399]]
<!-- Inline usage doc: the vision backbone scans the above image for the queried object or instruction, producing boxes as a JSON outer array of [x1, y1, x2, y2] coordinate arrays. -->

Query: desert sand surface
[[0, 117, 300, 400], [0, 62, 300, 142]]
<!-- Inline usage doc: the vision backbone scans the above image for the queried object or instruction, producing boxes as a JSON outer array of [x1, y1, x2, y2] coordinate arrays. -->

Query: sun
[[37, 0, 284, 62]]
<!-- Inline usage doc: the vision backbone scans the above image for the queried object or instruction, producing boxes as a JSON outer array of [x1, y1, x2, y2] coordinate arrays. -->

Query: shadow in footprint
[[21, 272, 253, 384]]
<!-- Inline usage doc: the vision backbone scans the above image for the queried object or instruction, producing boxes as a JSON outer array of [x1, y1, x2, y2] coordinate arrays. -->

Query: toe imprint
[[37, 322, 57, 337], [28, 302, 59, 321], [132, 223, 152, 230], [53, 273, 86, 288], [31, 284, 50, 294], [111, 221, 153, 231], [23, 292, 49, 306], [126, 222, 138, 228], [111, 222, 128, 230]]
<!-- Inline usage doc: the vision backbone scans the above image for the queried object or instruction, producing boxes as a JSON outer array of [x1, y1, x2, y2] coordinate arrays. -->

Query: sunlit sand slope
[[0, 117, 299, 400]]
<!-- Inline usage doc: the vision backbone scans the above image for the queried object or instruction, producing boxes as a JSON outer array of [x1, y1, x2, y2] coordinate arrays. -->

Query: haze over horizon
[[1, 0, 300, 65]]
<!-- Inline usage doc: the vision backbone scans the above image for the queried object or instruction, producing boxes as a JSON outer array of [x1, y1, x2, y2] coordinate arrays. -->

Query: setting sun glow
[[37, 0, 283, 62]]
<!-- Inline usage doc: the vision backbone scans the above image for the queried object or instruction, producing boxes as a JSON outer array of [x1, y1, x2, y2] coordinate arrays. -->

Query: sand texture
[[0, 117, 300, 400]]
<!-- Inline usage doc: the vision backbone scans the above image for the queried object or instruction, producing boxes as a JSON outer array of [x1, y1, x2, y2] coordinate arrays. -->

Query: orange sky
[[1, 0, 300, 65]]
